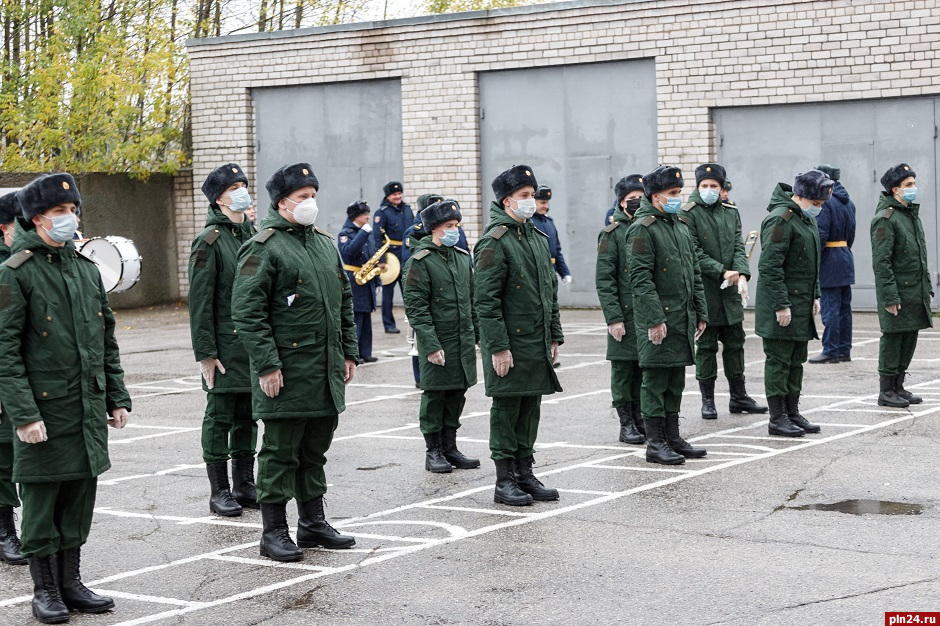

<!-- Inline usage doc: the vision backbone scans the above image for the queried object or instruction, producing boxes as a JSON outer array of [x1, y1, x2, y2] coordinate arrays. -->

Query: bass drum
[[78, 236, 143, 294]]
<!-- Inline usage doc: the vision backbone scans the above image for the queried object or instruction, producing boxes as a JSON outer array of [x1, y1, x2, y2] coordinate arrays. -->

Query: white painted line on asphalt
[[417, 504, 532, 517], [556, 488, 617, 496], [813, 422, 877, 427], [346, 391, 423, 405], [588, 464, 693, 473], [705, 435, 808, 441], [333, 423, 421, 442], [205, 554, 333, 571], [553, 360, 609, 372], [122, 424, 198, 431], [94, 590, 207, 608], [109, 428, 200, 445]]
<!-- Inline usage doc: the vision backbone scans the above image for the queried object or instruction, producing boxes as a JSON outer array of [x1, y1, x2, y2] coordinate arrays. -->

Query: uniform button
[[665, 306, 669, 311], [233, 329, 238, 334], [298, 279, 303, 284], [46, 316, 52, 321], [663, 268, 667, 272], [42, 331, 48, 337], [97, 312, 102, 317], [292, 342, 297, 347], [516, 285, 521, 289], [42, 392, 48, 397], [439, 288, 444, 292], [516, 328, 521, 333]]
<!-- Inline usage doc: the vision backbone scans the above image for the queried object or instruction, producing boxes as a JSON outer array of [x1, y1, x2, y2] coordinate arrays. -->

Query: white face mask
[[512, 197, 537, 221], [285, 197, 319, 225]]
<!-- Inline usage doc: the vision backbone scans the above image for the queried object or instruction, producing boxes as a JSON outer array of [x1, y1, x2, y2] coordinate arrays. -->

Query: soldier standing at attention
[[339, 200, 379, 365], [475, 165, 564, 506], [595, 174, 646, 445], [188, 163, 259, 519], [0, 173, 131, 623], [756, 170, 832, 437], [403, 193, 444, 388], [627, 166, 708, 466], [403, 200, 480, 473], [232, 163, 358, 562], [871, 163, 931, 408], [0, 192, 26, 566], [682, 164, 766, 419], [373, 181, 414, 334]]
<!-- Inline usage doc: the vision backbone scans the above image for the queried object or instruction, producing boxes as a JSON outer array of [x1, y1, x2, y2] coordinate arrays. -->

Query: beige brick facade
[[186, 0, 940, 298]]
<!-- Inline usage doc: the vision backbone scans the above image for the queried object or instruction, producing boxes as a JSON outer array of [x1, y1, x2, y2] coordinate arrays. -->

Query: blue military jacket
[[531, 212, 571, 278], [816, 182, 856, 289], [339, 219, 378, 313], [403, 213, 470, 265], [372, 199, 414, 260]]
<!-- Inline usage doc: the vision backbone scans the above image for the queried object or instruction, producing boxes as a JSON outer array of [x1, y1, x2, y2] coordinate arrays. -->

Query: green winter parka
[[402, 232, 479, 391], [871, 192, 933, 333], [188, 205, 257, 393], [681, 189, 750, 327], [626, 197, 708, 369], [755, 183, 820, 342], [595, 206, 638, 361], [0, 223, 131, 482], [473, 202, 564, 398], [231, 211, 359, 420], [0, 237, 11, 443]]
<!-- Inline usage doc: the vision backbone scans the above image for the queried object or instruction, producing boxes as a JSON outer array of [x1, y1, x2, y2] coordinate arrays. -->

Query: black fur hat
[[615, 175, 644, 202], [534, 185, 552, 201], [266, 163, 319, 206], [346, 200, 370, 220], [17, 173, 82, 220], [416, 193, 444, 212], [421, 200, 462, 232], [695, 163, 726, 188], [723, 179, 733, 192], [642, 166, 684, 197], [202, 163, 249, 203], [383, 181, 403, 198], [492, 165, 538, 203], [0, 192, 20, 224], [793, 170, 834, 201], [816, 164, 840, 182], [881, 163, 916, 193]]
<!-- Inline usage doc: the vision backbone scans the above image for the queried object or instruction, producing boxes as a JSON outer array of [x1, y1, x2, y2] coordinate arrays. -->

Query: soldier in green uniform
[[756, 170, 832, 437], [871, 163, 932, 408], [0, 173, 131, 623], [232, 163, 358, 562], [474, 165, 564, 506], [595, 174, 646, 444], [0, 191, 26, 566], [682, 164, 766, 419], [402, 200, 480, 473], [188, 163, 259, 518], [627, 166, 708, 466]]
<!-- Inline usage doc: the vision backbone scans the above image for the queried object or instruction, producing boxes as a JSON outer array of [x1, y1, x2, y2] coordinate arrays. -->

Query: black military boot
[[259, 502, 303, 562], [0, 506, 26, 565], [617, 406, 645, 444], [767, 396, 804, 437], [493, 459, 533, 506], [878, 375, 910, 408], [441, 427, 480, 469], [699, 379, 718, 419], [631, 403, 646, 437], [514, 456, 559, 501], [644, 417, 685, 465], [896, 370, 922, 405], [728, 376, 768, 414], [665, 413, 707, 458], [206, 461, 243, 517], [231, 457, 259, 509], [28, 555, 69, 624], [423, 432, 454, 473], [785, 395, 820, 434], [296, 497, 356, 550], [57, 547, 114, 614]]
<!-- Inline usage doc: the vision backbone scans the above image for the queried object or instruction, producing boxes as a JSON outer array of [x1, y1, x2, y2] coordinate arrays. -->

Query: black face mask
[[624, 198, 641, 215]]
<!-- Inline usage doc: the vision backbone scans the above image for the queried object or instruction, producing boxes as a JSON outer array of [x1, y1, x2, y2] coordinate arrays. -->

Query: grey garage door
[[252, 79, 403, 239], [715, 97, 940, 310], [479, 60, 658, 307]]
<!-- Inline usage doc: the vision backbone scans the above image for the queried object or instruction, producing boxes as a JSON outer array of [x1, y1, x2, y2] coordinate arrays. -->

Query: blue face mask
[[699, 189, 720, 205], [41, 212, 79, 243], [440, 228, 460, 247], [660, 196, 683, 214], [903, 187, 918, 203], [228, 187, 252, 212], [804, 204, 822, 218]]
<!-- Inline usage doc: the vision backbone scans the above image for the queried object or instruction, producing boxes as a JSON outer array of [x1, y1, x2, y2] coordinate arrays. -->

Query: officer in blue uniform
[[532, 186, 572, 286], [373, 181, 414, 333], [340, 201, 380, 364]]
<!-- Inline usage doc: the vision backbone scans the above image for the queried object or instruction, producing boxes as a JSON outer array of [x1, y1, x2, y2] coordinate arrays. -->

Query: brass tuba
[[745, 230, 759, 262], [354, 235, 391, 286]]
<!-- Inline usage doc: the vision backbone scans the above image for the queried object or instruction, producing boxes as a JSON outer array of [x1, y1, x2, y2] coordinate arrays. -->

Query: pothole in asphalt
[[786, 499, 924, 516]]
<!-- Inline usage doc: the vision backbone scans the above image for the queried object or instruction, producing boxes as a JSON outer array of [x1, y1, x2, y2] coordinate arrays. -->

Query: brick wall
[[173, 169, 195, 298]]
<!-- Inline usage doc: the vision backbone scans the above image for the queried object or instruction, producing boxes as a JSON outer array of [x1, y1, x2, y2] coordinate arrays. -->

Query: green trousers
[[879, 331, 919, 376], [201, 392, 258, 464], [695, 322, 746, 381], [489, 395, 541, 461], [0, 440, 18, 508], [610, 360, 642, 408], [419, 389, 468, 435], [256, 416, 338, 504], [641, 367, 686, 419], [19, 478, 96, 558], [762, 338, 808, 397]]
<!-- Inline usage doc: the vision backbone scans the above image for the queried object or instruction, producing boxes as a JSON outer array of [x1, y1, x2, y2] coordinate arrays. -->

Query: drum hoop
[[80, 236, 143, 292]]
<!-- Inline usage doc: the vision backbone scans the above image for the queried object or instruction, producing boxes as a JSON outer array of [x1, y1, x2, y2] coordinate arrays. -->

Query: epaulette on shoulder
[[533, 226, 549, 238], [882, 207, 895, 219], [4, 250, 34, 269], [204, 229, 222, 245], [603, 221, 620, 233], [722, 202, 737, 210], [640, 216, 657, 227], [412, 249, 432, 261], [490, 225, 510, 240], [677, 216, 689, 225], [681, 202, 695, 212], [315, 227, 334, 239], [454, 246, 470, 255], [782, 209, 796, 221], [254, 228, 277, 244]]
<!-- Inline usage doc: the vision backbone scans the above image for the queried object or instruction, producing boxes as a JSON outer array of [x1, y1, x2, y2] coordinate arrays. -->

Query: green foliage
[[424, 0, 538, 14]]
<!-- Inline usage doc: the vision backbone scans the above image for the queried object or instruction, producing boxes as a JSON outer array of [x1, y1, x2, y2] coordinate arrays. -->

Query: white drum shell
[[78, 236, 143, 294]]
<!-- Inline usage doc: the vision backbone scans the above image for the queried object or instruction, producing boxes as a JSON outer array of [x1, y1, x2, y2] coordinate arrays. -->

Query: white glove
[[608, 322, 625, 343], [737, 276, 749, 306], [362, 222, 373, 233], [562, 275, 573, 285], [200, 358, 226, 390], [813, 298, 821, 316], [427, 350, 446, 366], [492, 350, 513, 377], [17, 421, 47, 444], [776, 308, 792, 327], [648, 323, 667, 345]]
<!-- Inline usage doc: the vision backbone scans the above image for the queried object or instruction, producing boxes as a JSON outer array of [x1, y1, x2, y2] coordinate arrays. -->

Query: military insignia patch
[[240, 255, 261, 277], [302, 168, 309, 175], [191, 248, 207, 270], [771, 225, 784, 243], [875, 227, 886, 240], [598, 238, 609, 255], [476, 248, 497, 269], [232, 167, 239, 173], [63, 181, 70, 190], [631, 236, 646, 254], [374, 215, 381, 223], [339, 235, 348, 243], [0, 283, 9, 311]]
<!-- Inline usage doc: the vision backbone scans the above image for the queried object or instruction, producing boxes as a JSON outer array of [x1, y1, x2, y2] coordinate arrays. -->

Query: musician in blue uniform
[[532, 186, 572, 285], [373, 181, 414, 334], [340, 201, 380, 364]]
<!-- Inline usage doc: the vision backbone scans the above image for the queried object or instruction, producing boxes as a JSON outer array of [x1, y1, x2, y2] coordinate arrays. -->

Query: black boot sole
[[701, 414, 718, 420], [1, 555, 28, 565], [645, 454, 685, 465], [32, 606, 69, 624], [235, 500, 260, 509], [259, 545, 303, 562], [443, 455, 481, 469], [877, 399, 910, 408], [521, 491, 559, 501], [425, 463, 453, 473], [209, 505, 243, 517], [619, 435, 646, 445], [297, 538, 356, 550], [675, 450, 707, 459], [729, 406, 769, 414], [64, 600, 116, 614], [494, 494, 533, 506], [768, 427, 804, 437]]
